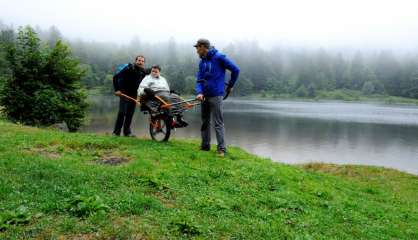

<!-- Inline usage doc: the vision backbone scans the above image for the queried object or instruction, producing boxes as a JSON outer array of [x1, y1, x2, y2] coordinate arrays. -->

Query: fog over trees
[[1, 22, 417, 99]]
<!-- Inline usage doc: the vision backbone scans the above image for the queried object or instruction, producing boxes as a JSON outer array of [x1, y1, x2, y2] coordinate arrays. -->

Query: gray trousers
[[201, 96, 226, 152]]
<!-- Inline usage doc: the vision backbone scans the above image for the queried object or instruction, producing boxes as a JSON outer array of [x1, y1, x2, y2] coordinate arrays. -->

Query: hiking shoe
[[172, 119, 188, 128], [112, 133, 120, 137], [200, 146, 210, 151], [177, 118, 189, 127], [124, 134, 136, 137], [217, 150, 226, 157]]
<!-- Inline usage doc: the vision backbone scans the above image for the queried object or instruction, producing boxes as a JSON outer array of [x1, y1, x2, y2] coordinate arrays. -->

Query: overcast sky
[[1, 0, 418, 50]]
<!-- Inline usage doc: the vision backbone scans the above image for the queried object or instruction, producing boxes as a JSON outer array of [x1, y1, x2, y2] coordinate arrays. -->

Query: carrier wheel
[[149, 115, 171, 142]]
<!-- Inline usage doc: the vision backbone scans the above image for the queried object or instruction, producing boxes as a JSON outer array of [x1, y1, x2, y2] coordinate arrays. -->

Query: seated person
[[138, 65, 188, 127]]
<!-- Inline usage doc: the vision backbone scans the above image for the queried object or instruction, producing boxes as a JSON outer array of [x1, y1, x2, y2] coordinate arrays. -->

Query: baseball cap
[[193, 38, 211, 48]]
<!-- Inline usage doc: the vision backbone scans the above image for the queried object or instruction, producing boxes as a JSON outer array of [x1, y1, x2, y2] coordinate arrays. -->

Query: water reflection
[[82, 96, 418, 174]]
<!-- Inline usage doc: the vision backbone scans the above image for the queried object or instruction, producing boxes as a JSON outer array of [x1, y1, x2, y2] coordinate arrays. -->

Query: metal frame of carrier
[[119, 93, 201, 141]]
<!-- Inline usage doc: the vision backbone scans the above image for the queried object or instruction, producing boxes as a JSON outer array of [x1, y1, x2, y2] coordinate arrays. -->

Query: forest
[[1, 22, 417, 99]]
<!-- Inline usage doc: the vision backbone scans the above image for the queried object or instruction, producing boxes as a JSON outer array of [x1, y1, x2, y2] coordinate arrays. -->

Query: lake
[[82, 95, 418, 175]]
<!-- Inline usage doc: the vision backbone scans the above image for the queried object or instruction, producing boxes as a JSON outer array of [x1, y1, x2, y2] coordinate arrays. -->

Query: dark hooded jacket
[[113, 63, 150, 97]]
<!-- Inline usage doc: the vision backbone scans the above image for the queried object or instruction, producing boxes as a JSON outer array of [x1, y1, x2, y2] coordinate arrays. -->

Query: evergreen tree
[[0, 26, 87, 131]]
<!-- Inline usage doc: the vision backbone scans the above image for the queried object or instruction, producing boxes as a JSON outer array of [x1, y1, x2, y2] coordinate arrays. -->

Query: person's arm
[[195, 61, 205, 96], [113, 73, 123, 93], [113, 65, 129, 95], [113, 75, 120, 92], [220, 54, 240, 88], [138, 75, 151, 96]]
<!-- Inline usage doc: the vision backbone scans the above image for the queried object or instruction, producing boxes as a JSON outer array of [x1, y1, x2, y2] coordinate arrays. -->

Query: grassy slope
[[0, 120, 417, 239]]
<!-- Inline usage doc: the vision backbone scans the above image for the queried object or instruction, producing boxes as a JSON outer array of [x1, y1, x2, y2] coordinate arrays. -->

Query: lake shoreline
[[84, 94, 418, 174], [88, 88, 418, 106], [235, 95, 418, 105]]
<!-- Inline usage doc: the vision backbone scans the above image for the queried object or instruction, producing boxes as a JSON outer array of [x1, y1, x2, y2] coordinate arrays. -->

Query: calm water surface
[[82, 96, 418, 174]]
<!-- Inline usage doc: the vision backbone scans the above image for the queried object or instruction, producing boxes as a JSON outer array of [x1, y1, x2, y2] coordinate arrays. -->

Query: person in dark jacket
[[113, 55, 150, 137], [194, 39, 240, 157]]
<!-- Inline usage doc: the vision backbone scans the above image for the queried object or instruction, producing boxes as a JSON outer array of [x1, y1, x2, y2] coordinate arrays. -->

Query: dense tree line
[[1, 23, 417, 99]]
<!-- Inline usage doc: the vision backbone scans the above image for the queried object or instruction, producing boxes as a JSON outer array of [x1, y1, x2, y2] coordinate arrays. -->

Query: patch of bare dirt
[[95, 154, 130, 166], [24, 145, 61, 159]]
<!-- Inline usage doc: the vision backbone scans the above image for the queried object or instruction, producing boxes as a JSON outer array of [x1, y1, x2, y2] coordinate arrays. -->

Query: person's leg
[[123, 100, 136, 136], [168, 93, 181, 113], [142, 91, 159, 112], [145, 99, 158, 112], [157, 91, 172, 103], [166, 93, 189, 127], [156, 91, 178, 113], [210, 96, 226, 153], [200, 98, 211, 150], [113, 97, 126, 135]]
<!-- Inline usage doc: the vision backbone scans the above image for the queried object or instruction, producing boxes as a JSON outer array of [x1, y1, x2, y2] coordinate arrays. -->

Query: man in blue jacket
[[194, 39, 240, 157]]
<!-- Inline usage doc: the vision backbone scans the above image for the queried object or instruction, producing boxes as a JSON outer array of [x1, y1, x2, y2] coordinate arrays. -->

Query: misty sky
[[1, 0, 418, 49]]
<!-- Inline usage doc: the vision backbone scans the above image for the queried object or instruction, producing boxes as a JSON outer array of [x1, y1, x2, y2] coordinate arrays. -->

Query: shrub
[[362, 81, 375, 95], [0, 26, 87, 131], [295, 85, 308, 97]]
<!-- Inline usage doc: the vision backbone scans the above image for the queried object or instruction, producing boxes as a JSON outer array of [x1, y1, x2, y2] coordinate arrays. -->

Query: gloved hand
[[144, 88, 155, 96]]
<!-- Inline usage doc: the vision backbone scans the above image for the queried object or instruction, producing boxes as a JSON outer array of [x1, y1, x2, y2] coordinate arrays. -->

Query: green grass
[[0, 120, 417, 239]]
